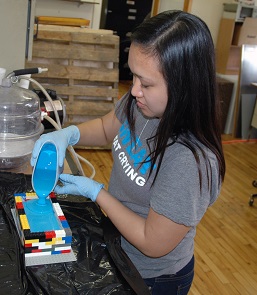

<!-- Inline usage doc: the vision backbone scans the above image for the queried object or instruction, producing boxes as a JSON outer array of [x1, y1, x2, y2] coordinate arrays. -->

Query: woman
[[31, 10, 225, 294]]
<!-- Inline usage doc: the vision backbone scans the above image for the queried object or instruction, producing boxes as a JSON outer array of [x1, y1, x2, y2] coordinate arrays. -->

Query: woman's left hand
[[54, 174, 104, 202]]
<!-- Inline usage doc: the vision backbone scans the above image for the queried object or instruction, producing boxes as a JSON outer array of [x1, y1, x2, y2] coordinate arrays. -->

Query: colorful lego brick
[[25, 192, 38, 199], [12, 192, 76, 266], [20, 214, 30, 230]]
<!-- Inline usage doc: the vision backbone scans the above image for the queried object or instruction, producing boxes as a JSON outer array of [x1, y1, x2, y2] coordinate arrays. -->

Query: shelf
[[63, 0, 100, 3]]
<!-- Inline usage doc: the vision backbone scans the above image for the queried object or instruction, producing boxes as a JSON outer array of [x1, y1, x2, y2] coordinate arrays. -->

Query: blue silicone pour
[[23, 141, 62, 232], [26, 141, 59, 214]]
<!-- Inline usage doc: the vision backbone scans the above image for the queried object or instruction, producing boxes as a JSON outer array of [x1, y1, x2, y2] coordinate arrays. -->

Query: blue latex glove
[[54, 174, 104, 202], [31, 125, 80, 167]]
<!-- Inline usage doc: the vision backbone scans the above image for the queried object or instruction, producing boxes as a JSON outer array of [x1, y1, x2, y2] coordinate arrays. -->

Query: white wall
[[191, 0, 225, 46], [158, 0, 184, 12], [157, 0, 236, 46], [0, 0, 29, 74]]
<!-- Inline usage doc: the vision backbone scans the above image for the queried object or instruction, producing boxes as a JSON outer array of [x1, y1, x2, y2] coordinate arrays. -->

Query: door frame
[[151, 0, 192, 16]]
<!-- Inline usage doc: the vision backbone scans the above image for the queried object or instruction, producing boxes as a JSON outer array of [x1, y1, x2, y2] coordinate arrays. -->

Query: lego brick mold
[[12, 192, 76, 266]]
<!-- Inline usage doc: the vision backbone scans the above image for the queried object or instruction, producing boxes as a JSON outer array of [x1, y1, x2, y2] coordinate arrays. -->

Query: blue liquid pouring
[[24, 142, 61, 232], [33, 149, 57, 203]]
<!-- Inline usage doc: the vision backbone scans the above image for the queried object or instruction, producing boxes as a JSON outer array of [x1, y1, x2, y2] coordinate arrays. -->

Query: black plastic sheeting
[[0, 172, 150, 295]]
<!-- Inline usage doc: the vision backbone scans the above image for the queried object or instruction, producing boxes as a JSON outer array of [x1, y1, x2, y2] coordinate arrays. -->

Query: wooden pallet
[[26, 25, 120, 126]]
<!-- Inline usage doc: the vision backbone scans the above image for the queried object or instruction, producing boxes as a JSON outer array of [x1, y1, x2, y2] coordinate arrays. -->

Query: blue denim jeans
[[143, 256, 194, 295]]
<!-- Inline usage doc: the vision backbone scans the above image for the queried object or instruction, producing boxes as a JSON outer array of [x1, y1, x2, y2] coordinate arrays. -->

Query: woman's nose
[[131, 79, 143, 97]]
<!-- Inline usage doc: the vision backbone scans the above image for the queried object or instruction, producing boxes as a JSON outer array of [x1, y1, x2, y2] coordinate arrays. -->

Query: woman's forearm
[[77, 110, 121, 147], [96, 189, 149, 253], [96, 189, 189, 258], [77, 118, 109, 147]]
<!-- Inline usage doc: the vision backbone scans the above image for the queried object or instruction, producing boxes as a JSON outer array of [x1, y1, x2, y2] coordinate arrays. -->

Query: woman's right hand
[[30, 125, 80, 168]]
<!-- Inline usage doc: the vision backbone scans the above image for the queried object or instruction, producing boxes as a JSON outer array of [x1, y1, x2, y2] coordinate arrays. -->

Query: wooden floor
[[74, 81, 257, 294], [76, 140, 257, 295]]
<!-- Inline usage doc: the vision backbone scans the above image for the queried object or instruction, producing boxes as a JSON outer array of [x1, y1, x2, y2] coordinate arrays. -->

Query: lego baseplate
[[12, 192, 76, 266]]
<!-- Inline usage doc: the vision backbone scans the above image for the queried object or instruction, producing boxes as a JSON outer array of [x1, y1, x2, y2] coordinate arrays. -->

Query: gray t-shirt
[[108, 95, 220, 278]]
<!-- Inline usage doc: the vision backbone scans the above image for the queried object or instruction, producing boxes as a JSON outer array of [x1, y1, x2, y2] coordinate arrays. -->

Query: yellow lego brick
[[20, 215, 30, 230], [26, 192, 37, 199], [45, 237, 61, 245], [25, 239, 40, 244], [15, 196, 23, 203], [20, 222, 29, 230]]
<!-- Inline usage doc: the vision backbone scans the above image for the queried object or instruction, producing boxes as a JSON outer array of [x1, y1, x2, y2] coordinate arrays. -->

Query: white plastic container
[[0, 78, 44, 172]]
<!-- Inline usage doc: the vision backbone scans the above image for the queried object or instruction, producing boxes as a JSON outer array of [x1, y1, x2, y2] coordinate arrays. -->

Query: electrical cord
[[16, 73, 96, 179]]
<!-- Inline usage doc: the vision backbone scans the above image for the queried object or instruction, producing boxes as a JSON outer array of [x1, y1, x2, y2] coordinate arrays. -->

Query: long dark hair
[[125, 10, 225, 187]]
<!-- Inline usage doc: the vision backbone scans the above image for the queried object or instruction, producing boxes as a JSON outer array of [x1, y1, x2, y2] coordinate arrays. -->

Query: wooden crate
[[26, 25, 120, 126]]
